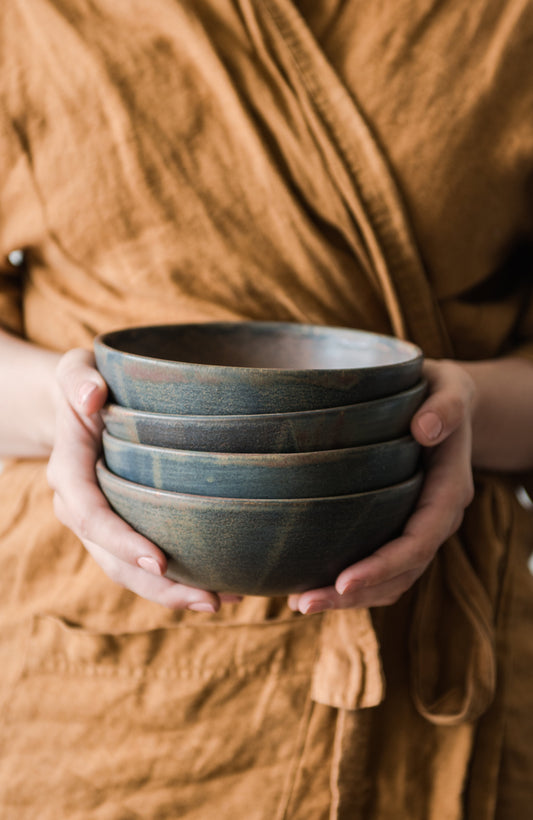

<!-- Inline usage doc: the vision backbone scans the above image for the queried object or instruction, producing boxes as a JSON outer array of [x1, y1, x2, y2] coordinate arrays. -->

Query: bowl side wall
[[96, 462, 423, 596], [102, 432, 421, 498], [94, 322, 423, 415], [101, 380, 427, 452]]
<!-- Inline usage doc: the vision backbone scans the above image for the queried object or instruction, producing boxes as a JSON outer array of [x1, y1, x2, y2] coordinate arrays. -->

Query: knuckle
[[381, 571, 420, 606], [447, 470, 474, 509], [104, 562, 127, 588], [449, 509, 465, 535], [365, 556, 389, 587], [74, 510, 92, 541], [459, 367, 476, 405], [56, 349, 99, 406], [55, 351, 77, 389], [410, 540, 434, 567], [57, 347, 91, 376], [463, 476, 475, 508], [82, 541, 129, 589], [45, 457, 57, 490], [52, 493, 68, 526], [446, 393, 467, 425], [450, 477, 474, 517], [382, 589, 405, 607]]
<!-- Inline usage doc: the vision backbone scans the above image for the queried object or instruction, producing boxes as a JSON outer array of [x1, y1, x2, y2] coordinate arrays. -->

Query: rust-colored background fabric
[[0, 1, 532, 818]]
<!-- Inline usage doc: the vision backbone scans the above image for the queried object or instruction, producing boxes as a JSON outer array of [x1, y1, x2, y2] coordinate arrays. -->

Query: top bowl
[[94, 321, 423, 415]]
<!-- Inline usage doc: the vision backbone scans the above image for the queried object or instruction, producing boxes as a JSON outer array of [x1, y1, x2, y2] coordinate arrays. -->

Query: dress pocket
[[0, 611, 323, 820]]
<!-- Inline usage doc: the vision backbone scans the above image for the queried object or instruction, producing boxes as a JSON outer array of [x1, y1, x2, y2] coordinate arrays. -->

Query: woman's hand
[[287, 359, 476, 615], [47, 348, 235, 612]]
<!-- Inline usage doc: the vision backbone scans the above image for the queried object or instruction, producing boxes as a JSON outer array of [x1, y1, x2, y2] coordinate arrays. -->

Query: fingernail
[[417, 412, 443, 441], [303, 599, 334, 615], [188, 602, 216, 613], [78, 382, 99, 407], [137, 556, 163, 576], [338, 578, 365, 596]]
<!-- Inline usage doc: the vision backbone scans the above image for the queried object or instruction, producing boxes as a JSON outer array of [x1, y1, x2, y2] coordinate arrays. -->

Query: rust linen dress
[[0, 2, 532, 818]]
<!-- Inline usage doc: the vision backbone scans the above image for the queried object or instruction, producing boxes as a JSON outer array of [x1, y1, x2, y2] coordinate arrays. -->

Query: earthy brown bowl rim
[[94, 321, 423, 375]]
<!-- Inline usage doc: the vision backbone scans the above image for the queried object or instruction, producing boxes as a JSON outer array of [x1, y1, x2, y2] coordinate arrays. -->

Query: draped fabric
[[0, 2, 532, 817]]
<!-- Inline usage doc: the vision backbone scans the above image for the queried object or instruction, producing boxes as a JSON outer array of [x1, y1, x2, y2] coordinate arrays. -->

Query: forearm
[[0, 327, 60, 458], [461, 356, 533, 473]]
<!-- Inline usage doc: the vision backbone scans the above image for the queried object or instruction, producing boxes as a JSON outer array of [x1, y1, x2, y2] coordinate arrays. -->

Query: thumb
[[411, 359, 475, 448], [56, 348, 108, 416]]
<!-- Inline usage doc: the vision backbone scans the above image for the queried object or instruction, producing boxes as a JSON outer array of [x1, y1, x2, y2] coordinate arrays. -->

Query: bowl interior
[[95, 322, 424, 414], [96, 321, 422, 370]]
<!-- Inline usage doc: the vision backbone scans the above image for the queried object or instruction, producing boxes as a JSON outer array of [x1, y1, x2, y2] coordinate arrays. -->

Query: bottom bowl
[[96, 461, 423, 596]]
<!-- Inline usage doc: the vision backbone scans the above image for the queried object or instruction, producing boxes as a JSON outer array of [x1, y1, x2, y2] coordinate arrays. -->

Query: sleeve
[[512, 258, 533, 499], [0, 92, 25, 336], [513, 274, 533, 364], [517, 303, 533, 501], [0, 256, 23, 336]]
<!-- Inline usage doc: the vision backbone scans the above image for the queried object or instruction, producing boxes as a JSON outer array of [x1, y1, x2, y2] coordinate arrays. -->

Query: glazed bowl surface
[[96, 459, 423, 596], [102, 430, 421, 499], [94, 321, 423, 415], [101, 380, 427, 453]]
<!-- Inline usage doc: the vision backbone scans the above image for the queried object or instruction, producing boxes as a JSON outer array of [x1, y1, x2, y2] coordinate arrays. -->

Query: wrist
[[0, 329, 61, 458], [459, 357, 533, 472]]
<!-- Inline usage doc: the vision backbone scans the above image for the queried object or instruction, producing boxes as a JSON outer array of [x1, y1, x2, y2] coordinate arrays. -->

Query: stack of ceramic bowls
[[94, 321, 426, 596]]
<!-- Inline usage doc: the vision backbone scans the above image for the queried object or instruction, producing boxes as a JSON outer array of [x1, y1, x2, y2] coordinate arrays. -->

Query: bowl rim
[[94, 321, 423, 375], [96, 458, 424, 505], [101, 428, 419, 464], [101, 378, 428, 424]]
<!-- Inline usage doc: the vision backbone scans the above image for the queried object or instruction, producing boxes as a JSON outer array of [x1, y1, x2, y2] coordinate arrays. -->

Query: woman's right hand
[[47, 347, 228, 612]]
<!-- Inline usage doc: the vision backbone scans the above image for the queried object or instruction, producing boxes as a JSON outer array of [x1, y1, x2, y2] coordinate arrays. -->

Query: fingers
[[333, 425, 473, 596], [81, 540, 222, 612], [50, 349, 167, 573], [288, 569, 421, 614], [49, 347, 224, 611], [289, 360, 476, 615], [51, 481, 167, 574], [48, 400, 168, 575], [56, 347, 108, 416], [411, 359, 475, 447], [49, 431, 223, 611]]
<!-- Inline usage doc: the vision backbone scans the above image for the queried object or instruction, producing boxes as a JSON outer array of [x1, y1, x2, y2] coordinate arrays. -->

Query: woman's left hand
[[287, 359, 476, 615]]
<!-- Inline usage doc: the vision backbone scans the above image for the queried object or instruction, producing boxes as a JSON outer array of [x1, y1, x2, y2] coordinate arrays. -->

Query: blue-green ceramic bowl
[[102, 430, 420, 499], [101, 380, 427, 453], [96, 459, 423, 596], [94, 321, 423, 415]]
